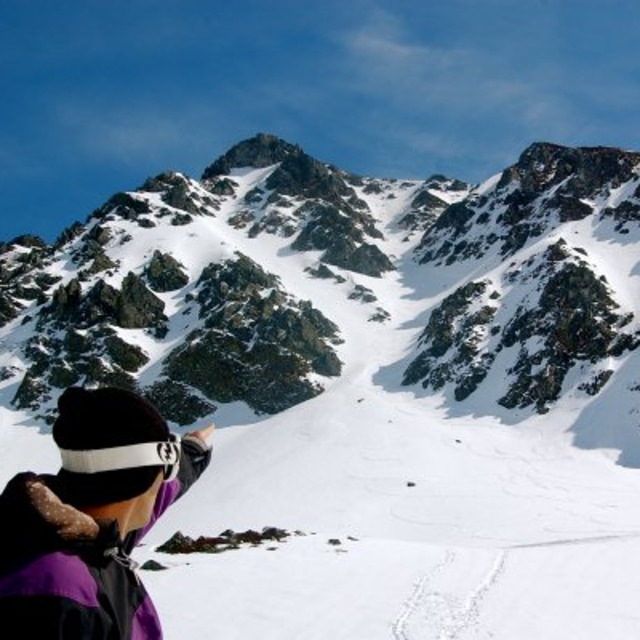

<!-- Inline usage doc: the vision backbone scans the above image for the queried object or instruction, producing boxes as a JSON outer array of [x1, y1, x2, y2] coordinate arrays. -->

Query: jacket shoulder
[[0, 550, 100, 607]]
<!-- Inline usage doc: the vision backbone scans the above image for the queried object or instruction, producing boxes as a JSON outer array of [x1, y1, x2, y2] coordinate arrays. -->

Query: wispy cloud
[[52, 100, 233, 176], [338, 4, 640, 167], [340, 9, 556, 119], [328, 8, 639, 179]]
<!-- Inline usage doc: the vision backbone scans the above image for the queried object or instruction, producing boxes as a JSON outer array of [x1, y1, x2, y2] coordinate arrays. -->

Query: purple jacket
[[0, 435, 211, 639]]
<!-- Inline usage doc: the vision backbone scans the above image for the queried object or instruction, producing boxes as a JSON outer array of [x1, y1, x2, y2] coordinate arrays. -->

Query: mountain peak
[[498, 141, 640, 196], [516, 141, 567, 167], [516, 141, 640, 170], [202, 133, 302, 180]]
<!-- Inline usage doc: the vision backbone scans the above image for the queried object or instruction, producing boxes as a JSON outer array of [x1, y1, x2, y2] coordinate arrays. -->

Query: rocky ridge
[[405, 143, 640, 413]]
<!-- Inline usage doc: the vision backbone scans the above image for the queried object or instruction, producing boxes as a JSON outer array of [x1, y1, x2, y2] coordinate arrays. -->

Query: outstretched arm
[[129, 423, 215, 546], [177, 424, 215, 495]]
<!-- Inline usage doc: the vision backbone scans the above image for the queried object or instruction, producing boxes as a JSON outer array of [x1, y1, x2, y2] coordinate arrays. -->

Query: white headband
[[59, 436, 181, 475]]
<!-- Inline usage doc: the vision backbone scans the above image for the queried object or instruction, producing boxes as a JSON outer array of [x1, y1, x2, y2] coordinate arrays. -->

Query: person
[[0, 385, 214, 639]]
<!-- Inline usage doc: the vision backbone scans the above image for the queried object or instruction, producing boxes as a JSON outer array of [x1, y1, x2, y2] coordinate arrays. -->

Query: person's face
[[130, 471, 163, 531]]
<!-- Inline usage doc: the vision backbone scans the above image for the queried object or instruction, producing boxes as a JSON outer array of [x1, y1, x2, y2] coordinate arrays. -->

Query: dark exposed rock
[[12, 282, 43, 301], [368, 307, 391, 323], [10, 234, 48, 249], [163, 254, 341, 414], [54, 222, 85, 250], [48, 278, 82, 317], [291, 203, 393, 277], [196, 254, 280, 314], [244, 186, 266, 204], [417, 144, 640, 267], [140, 172, 208, 216], [247, 208, 298, 238], [433, 202, 476, 235], [68, 224, 118, 270], [81, 252, 118, 277], [94, 192, 151, 221], [11, 320, 149, 415], [228, 209, 256, 229], [103, 335, 149, 372], [171, 212, 193, 226], [348, 285, 377, 303], [0, 366, 19, 382], [305, 264, 336, 279], [412, 189, 449, 212], [501, 263, 620, 355], [144, 251, 189, 292], [420, 203, 477, 259], [48, 362, 79, 389], [87, 224, 112, 247], [209, 136, 390, 278], [12, 371, 52, 411], [602, 198, 640, 232], [399, 188, 449, 232], [431, 176, 469, 192], [322, 238, 394, 277], [265, 151, 354, 204], [407, 220, 639, 414], [140, 560, 168, 571], [403, 281, 497, 400], [117, 273, 167, 331], [202, 133, 301, 179], [144, 379, 216, 426], [223, 140, 364, 208], [548, 194, 593, 222], [578, 370, 614, 396], [11, 327, 145, 413], [0, 291, 21, 327], [209, 178, 238, 196], [43, 273, 167, 334], [498, 143, 640, 198], [498, 261, 626, 412], [362, 181, 385, 195], [157, 527, 291, 554]]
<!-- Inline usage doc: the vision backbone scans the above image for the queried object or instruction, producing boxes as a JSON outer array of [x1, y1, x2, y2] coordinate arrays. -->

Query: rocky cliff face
[[160, 253, 342, 420], [416, 143, 640, 264], [405, 143, 640, 413]]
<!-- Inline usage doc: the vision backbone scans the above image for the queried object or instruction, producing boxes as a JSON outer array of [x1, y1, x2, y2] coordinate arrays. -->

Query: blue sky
[[2, 0, 640, 242]]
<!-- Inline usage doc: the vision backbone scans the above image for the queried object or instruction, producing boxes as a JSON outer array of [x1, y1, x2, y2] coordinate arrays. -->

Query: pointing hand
[[187, 423, 215, 444]]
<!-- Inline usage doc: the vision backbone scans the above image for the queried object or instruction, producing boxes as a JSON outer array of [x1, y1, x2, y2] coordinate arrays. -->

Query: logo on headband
[[157, 441, 180, 464]]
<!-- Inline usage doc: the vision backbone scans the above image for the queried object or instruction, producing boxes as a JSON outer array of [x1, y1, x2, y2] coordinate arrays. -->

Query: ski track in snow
[[391, 549, 507, 640], [510, 531, 640, 549], [391, 550, 456, 640]]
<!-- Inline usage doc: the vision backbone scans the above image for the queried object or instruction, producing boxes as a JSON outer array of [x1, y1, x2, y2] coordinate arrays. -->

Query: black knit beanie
[[53, 386, 170, 506]]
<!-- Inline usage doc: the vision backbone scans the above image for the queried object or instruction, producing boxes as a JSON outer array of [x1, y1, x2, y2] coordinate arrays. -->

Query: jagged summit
[[500, 141, 640, 196], [202, 133, 302, 179], [1, 234, 49, 251]]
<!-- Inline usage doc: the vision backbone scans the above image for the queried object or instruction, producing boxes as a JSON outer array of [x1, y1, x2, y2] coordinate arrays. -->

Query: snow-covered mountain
[[2, 135, 640, 459], [3, 134, 640, 639], [0, 133, 471, 426]]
